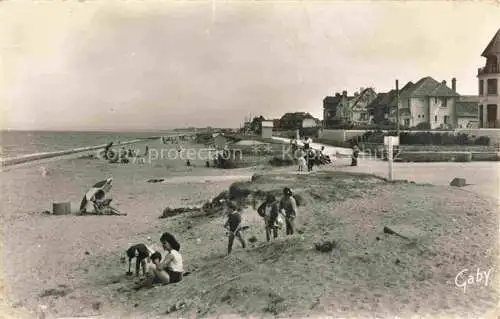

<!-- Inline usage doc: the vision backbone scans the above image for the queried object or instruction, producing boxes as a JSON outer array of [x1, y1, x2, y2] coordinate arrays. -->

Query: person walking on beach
[[306, 148, 315, 172], [351, 144, 360, 166], [224, 201, 246, 255], [257, 194, 281, 241], [279, 187, 298, 235]]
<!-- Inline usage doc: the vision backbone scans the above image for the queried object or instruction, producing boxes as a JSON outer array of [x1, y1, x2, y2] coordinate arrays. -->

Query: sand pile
[[87, 171, 498, 318]]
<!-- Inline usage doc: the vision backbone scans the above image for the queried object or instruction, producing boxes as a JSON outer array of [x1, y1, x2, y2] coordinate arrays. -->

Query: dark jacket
[[279, 196, 298, 218], [225, 211, 242, 232], [257, 201, 280, 226]]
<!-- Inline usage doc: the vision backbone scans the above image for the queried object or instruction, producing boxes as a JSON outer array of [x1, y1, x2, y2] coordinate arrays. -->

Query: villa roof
[[456, 101, 479, 117], [367, 90, 396, 110], [391, 77, 458, 105], [481, 28, 500, 57]]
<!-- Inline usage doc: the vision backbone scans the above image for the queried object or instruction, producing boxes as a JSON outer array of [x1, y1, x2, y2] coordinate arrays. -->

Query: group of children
[[127, 187, 299, 290], [291, 136, 333, 172], [128, 232, 185, 290], [223, 187, 299, 255]]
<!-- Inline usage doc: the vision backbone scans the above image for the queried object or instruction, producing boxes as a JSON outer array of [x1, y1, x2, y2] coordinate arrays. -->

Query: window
[[441, 98, 447, 107], [434, 116, 438, 122], [444, 116, 449, 124], [479, 80, 484, 95], [487, 79, 498, 95], [434, 97, 438, 104]]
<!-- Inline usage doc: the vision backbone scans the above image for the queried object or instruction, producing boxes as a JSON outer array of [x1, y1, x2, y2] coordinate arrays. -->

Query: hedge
[[470, 152, 500, 161], [395, 151, 472, 163], [351, 130, 491, 146]]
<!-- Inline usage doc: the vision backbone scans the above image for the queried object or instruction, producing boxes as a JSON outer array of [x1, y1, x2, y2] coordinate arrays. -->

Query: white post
[[387, 139, 394, 181]]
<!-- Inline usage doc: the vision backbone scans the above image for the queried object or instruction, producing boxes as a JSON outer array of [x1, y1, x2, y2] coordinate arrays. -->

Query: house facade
[[367, 90, 396, 124], [349, 88, 378, 124], [456, 96, 480, 128], [261, 121, 274, 138], [478, 28, 500, 128], [389, 77, 460, 129], [323, 91, 350, 127], [323, 88, 376, 127]]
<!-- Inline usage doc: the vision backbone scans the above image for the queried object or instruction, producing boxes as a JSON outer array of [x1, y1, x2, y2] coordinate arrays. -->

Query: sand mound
[[233, 140, 266, 146], [83, 171, 499, 318]]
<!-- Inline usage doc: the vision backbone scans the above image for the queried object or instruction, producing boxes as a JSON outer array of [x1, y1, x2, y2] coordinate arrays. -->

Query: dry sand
[[0, 141, 498, 318]]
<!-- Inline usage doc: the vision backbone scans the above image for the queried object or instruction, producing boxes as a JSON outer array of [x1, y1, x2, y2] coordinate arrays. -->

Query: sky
[[1, 1, 499, 131]]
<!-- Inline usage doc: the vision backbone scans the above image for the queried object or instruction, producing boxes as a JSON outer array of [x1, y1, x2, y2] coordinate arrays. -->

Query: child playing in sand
[[134, 233, 184, 290], [224, 201, 247, 255]]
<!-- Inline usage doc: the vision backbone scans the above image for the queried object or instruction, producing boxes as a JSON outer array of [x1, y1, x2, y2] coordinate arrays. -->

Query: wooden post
[[388, 139, 393, 181], [396, 79, 400, 137]]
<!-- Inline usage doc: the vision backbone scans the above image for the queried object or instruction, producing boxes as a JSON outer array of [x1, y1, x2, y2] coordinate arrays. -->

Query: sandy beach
[[0, 139, 498, 318]]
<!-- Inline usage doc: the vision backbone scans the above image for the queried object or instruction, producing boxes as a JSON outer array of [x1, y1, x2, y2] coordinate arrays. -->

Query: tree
[[250, 116, 265, 134]]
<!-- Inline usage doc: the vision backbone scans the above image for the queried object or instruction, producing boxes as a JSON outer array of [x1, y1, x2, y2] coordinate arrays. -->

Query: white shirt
[[164, 250, 183, 272], [305, 138, 312, 144]]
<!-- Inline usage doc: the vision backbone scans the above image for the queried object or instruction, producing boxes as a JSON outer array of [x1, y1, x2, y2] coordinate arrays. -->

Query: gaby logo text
[[454, 267, 494, 293]]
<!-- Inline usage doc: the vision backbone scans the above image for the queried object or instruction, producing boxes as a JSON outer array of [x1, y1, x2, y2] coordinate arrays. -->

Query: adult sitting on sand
[[257, 194, 281, 241], [134, 233, 183, 290], [224, 201, 247, 255], [279, 187, 298, 235]]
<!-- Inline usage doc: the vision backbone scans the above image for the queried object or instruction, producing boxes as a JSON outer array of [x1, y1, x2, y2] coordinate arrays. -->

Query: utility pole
[[396, 79, 400, 137]]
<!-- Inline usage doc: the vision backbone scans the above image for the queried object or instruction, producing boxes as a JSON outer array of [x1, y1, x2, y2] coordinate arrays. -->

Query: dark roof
[[456, 101, 479, 117], [367, 89, 397, 110], [482, 28, 500, 57], [351, 88, 377, 109], [391, 77, 458, 104], [323, 95, 342, 107]]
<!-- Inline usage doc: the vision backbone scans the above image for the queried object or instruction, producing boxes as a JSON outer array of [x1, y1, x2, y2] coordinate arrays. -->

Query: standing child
[[224, 201, 247, 255], [297, 149, 306, 172], [257, 194, 281, 241], [279, 187, 298, 235]]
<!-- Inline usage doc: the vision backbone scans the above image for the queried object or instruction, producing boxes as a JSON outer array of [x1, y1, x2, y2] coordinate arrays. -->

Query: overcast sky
[[1, 1, 499, 131]]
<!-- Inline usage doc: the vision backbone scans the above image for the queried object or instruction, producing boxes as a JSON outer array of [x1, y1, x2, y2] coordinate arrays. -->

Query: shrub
[[414, 123, 431, 130], [269, 156, 295, 167], [474, 136, 490, 146]]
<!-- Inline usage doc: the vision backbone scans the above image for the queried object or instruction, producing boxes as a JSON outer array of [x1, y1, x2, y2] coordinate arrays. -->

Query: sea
[[0, 130, 180, 160]]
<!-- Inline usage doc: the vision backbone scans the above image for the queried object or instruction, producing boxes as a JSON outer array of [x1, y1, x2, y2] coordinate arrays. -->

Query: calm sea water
[[0, 130, 177, 158]]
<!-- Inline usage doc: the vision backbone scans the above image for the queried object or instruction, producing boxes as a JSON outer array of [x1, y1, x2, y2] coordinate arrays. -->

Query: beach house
[[478, 28, 500, 128], [389, 77, 460, 129], [323, 88, 377, 126]]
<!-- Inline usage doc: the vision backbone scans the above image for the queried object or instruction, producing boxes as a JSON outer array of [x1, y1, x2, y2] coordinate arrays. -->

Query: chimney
[[451, 78, 456, 92]]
